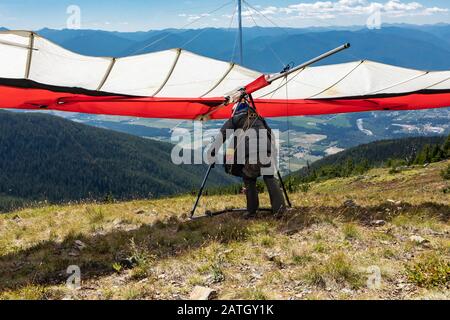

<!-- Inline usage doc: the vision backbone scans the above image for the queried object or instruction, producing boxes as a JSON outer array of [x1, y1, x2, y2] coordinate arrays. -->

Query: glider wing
[[1, 31, 449, 120]]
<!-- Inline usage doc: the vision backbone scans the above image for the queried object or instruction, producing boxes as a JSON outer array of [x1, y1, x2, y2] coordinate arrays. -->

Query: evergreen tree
[[414, 144, 432, 165], [443, 135, 450, 158], [344, 158, 355, 177], [442, 164, 450, 180]]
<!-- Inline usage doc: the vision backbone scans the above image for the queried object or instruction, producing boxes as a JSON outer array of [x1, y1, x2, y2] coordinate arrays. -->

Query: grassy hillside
[[0, 111, 234, 212], [291, 135, 448, 182], [0, 160, 448, 300]]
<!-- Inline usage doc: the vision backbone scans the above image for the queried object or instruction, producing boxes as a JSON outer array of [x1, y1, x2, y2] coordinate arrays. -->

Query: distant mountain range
[[0, 24, 446, 72]]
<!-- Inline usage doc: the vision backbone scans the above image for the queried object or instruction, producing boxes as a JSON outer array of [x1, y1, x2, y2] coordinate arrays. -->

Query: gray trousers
[[243, 175, 286, 214]]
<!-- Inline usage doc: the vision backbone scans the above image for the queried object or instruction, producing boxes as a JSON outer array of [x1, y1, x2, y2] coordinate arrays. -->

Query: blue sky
[[0, 0, 449, 31]]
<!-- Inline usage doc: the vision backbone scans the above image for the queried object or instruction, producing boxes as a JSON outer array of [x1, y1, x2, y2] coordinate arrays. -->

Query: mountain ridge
[[7, 24, 448, 72]]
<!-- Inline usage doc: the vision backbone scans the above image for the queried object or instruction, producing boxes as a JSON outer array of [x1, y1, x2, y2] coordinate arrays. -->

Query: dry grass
[[0, 160, 449, 300]]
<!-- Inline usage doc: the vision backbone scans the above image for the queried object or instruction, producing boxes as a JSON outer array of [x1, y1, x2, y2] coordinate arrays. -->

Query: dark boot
[[263, 175, 286, 216], [243, 176, 259, 218]]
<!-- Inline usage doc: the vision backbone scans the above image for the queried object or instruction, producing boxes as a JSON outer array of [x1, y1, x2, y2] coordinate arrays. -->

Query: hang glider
[[1, 31, 449, 120]]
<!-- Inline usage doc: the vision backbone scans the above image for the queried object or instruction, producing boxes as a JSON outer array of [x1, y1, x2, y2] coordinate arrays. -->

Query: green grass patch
[[406, 253, 450, 288], [313, 242, 328, 253], [306, 252, 363, 289], [292, 253, 314, 266], [0, 285, 63, 300], [241, 287, 268, 300], [342, 223, 360, 240]]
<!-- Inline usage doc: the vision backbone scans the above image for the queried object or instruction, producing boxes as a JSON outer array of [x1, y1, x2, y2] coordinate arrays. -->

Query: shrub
[[299, 183, 311, 193], [306, 253, 363, 289], [324, 253, 363, 287], [441, 164, 450, 180], [342, 223, 360, 240], [242, 288, 268, 300], [406, 253, 450, 288]]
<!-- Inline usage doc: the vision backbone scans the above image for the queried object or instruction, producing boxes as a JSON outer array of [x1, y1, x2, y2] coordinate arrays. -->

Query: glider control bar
[[267, 43, 351, 84], [197, 43, 351, 120], [244, 43, 351, 96]]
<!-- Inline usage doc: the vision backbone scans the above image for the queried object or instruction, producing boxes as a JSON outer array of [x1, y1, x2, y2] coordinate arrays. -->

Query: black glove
[[207, 147, 216, 167]]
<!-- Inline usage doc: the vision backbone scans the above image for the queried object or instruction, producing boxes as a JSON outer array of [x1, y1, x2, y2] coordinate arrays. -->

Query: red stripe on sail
[[1, 85, 449, 120]]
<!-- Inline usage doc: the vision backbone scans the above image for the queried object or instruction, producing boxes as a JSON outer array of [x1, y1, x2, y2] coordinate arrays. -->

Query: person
[[207, 95, 286, 219]]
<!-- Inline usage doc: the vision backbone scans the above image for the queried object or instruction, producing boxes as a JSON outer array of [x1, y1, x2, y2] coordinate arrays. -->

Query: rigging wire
[[131, 0, 233, 55], [285, 76, 291, 174], [242, 0, 292, 36], [226, 4, 239, 63], [243, 0, 338, 32], [244, 0, 294, 173], [245, 0, 361, 62], [242, 2, 286, 70], [145, 1, 237, 133], [230, 25, 240, 63], [182, 5, 237, 49], [181, 28, 210, 48]]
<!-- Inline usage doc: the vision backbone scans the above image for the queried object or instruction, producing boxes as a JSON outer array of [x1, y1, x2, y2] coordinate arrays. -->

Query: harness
[[225, 95, 272, 177]]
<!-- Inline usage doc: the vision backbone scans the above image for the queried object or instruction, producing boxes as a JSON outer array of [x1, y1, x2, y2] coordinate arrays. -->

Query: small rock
[[251, 272, 263, 280], [284, 228, 300, 236], [265, 252, 280, 261], [344, 200, 357, 208], [68, 250, 80, 257], [74, 240, 87, 251], [371, 220, 386, 227], [409, 235, 429, 245], [396, 282, 407, 289], [429, 230, 445, 236], [387, 199, 401, 205], [112, 219, 122, 226], [341, 288, 354, 295], [404, 252, 414, 260], [189, 286, 217, 300], [119, 257, 137, 269]]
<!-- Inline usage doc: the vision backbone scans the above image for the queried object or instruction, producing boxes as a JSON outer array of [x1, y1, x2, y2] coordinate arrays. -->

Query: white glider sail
[[0, 30, 449, 120]]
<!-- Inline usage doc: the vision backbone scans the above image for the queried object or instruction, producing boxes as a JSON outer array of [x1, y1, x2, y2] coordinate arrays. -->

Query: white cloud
[[257, 0, 448, 19], [179, 12, 211, 22], [178, 1, 448, 28]]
